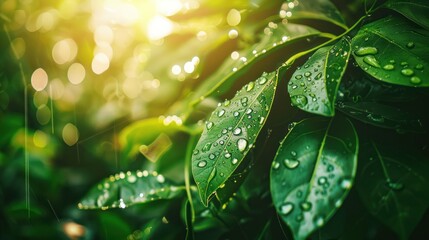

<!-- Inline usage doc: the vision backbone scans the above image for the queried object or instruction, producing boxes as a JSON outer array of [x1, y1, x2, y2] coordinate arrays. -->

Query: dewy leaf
[[187, 23, 319, 107], [337, 102, 425, 132], [78, 170, 184, 210], [281, 0, 347, 29], [192, 71, 279, 206], [288, 37, 351, 116], [351, 15, 429, 87], [270, 116, 358, 240], [338, 72, 419, 103], [357, 141, 429, 240], [383, 0, 429, 30]]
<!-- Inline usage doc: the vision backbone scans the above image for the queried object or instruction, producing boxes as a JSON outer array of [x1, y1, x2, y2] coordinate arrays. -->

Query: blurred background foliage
[[0, 0, 366, 239]]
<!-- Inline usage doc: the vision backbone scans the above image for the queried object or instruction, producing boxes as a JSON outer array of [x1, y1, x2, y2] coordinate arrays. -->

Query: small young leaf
[[337, 101, 425, 132], [288, 37, 351, 116], [282, 0, 347, 29], [383, 0, 429, 30], [192, 71, 279, 206], [78, 170, 184, 209], [357, 141, 429, 240], [351, 15, 429, 87], [119, 117, 200, 169], [270, 116, 358, 240], [186, 23, 319, 107]]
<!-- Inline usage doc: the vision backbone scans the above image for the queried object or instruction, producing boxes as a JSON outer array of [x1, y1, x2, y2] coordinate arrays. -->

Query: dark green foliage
[[2, 0, 429, 239]]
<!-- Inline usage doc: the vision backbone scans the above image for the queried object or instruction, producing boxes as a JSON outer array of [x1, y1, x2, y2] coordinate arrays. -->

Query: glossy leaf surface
[[337, 102, 424, 132], [357, 141, 429, 239], [288, 38, 351, 116], [282, 0, 347, 29], [187, 23, 319, 106], [192, 71, 278, 206], [383, 0, 429, 30], [338, 72, 419, 103], [270, 116, 358, 240], [78, 170, 184, 209], [351, 15, 429, 87]]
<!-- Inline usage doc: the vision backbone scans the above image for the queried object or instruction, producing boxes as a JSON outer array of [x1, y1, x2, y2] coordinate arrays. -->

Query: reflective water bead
[[410, 76, 422, 85], [206, 121, 214, 130], [363, 55, 380, 68], [284, 158, 299, 169], [233, 127, 242, 135], [401, 68, 414, 76], [237, 138, 248, 152], [246, 82, 254, 91], [354, 47, 378, 56], [218, 109, 226, 117], [280, 202, 294, 215]]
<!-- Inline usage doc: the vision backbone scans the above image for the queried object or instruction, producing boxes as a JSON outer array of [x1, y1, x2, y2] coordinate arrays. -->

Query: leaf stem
[[282, 15, 367, 68], [184, 135, 197, 224]]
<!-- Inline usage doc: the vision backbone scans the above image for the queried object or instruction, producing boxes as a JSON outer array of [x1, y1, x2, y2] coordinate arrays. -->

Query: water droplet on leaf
[[363, 55, 380, 68], [237, 138, 248, 152], [300, 202, 312, 211], [218, 109, 226, 117], [410, 76, 422, 85], [246, 82, 254, 91], [291, 95, 308, 107], [280, 203, 294, 215], [406, 42, 414, 48], [383, 64, 394, 70], [354, 47, 378, 56], [401, 68, 414, 76], [206, 121, 214, 130], [284, 158, 299, 169]]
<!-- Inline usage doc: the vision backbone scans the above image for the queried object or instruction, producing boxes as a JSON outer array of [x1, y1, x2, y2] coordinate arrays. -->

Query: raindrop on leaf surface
[[363, 55, 380, 68], [354, 47, 378, 56], [280, 203, 294, 215], [237, 138, 248, 152], [284, 159, 299, 169]]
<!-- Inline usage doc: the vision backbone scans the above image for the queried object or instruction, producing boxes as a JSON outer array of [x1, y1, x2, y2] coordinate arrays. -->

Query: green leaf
[[192, 71, 279, 206], [215, 152, 254, 205], [338, 72, 419, 103], [186, 23, 319, 107], [337, 102, 425, 132], [383, 0, 429, 30], [288, 37, 351, 116], [78, 170, 184, 209], [282, 0, 347, 29], [351, 15, 429, 87], [119, 117, 200, 164], [270, 116, 358, 240], [357, 141, 429, 240]]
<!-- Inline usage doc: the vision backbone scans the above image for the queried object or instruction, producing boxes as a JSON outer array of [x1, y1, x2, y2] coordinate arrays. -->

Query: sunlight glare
[[156, 0, 183, 16], [147, 15, 173, 41]]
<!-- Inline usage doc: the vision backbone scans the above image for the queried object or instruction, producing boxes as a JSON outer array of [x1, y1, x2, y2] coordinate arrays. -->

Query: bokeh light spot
[[62, 123, 79, 146], [52, 38, 78, 65], [227, 9, 241, 26], [36, 105, 51, 125], [31, 68, 48, 91], [92, 53, 110, 75], [33, 130, 48, 148], [68, 63, 86, 85]]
